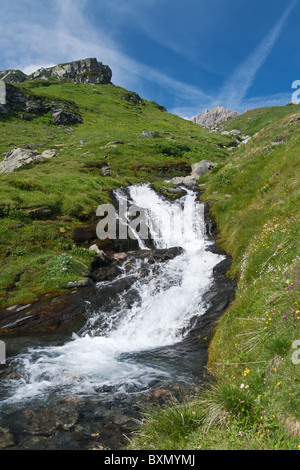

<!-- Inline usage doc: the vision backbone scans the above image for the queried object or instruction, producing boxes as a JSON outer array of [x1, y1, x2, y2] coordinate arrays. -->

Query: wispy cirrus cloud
[[213, 0, 298, 110], [0, 0, 212, 108], [0, 0, 297, 120]]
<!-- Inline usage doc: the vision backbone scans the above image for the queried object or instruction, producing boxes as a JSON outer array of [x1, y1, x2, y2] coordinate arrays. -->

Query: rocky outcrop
[[0, 70, 28, 83], [0, 148, 56, 174], [172, 160, 218, 187], [30, 58, 112, 85], [0, 82, 82, 124], [192, 106, 239, 129]]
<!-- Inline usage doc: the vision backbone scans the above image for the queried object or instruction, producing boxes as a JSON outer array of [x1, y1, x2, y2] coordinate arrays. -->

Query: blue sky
[[0, 0, 299, 118]]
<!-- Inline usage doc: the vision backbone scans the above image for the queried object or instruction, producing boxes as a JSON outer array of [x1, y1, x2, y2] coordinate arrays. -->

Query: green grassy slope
[[128, 106, 300, 450], [0, 80, 229, 307]]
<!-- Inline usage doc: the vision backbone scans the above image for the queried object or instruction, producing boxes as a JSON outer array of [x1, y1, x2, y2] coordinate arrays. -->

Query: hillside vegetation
[[128, 105, 300, 450], [1, 77, 299, 449], [0, 79, 229, 307]]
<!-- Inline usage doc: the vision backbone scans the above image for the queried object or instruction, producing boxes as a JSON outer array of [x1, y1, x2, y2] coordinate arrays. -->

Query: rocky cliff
[[0, 82, 82, 125], [30, 58, 112, 84], [0, 58, 112, 85], [192, 106, 239, 129], [0, 70, 28, 83]]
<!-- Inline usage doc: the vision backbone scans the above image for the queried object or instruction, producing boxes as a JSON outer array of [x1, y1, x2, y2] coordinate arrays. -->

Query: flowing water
[[0, 185, 224, 449]]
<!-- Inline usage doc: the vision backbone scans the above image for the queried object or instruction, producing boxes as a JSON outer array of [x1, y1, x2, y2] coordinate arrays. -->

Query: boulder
[[172, 160, 218, 187], [122, 92, 143, 105], [0, 148, 56, 173], [229, 129, 241, 136], [191, 160, 218, 178]]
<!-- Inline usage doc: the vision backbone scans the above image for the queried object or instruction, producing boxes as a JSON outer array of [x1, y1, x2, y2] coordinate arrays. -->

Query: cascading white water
[[2, 185, 223, 405]]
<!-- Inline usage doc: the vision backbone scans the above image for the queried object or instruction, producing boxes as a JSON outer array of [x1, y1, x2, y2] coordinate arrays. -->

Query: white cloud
[[22, 64, 57, 75]]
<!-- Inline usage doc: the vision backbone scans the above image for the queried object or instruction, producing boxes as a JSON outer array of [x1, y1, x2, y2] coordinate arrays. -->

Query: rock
[[101, 165, 111, 176], [89, 244, 106, 260], [0, 83, 82, 125], [191, 160, 218, 178], [139, 131, 157, 139], [153, 388, 170, 399], [30, 405, 79, 435], [52, 109, 81, 126], [0, 70, 28, 83], [192, 106, 239, 129], [0, 289, 92, 335], [160, 187, 186, 196], [0, 147, 56, 173], [41, 149, 56, 159], [113, 252, 127, 262], [172, 175, 197, 188], [30, 58, 112, 85], [172, 160, 217, 187], [0, 428, 15, 449], [27, 208, 53, 220], [151, 101, 167, 112], [229, 129, 241, 136], [93, 247, 183, 283], [67, 279, 93, 289], [122, 92, 143, 105]]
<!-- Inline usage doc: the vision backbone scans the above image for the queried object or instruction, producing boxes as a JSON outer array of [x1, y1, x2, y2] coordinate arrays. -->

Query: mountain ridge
[[0, 58, 112, 85]]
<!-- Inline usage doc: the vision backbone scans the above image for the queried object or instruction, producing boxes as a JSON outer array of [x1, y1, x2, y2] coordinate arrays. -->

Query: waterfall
[[1, 185, 223, 405]]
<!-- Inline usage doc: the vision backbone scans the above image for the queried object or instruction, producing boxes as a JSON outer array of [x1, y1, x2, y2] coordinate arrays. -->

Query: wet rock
[[160, 187, 186, 196], [93, 265, 123, 282], [113, 252, 127, 262], [0, 288, 92, 335], [30, 405, 79, 435], [67, 279, 93, 288], [153, 388, 170, 399], [0, 428, 15, 449]]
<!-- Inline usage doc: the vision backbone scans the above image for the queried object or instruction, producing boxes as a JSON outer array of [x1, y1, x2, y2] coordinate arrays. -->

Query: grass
[[127, 105, 300, 451]]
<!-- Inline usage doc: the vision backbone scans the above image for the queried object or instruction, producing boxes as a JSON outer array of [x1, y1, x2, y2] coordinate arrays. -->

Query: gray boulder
[[172, 160, 217, 187], [0, 148, 56, 174], [191, 160, 218, 178], [229, 129, 241, 136]]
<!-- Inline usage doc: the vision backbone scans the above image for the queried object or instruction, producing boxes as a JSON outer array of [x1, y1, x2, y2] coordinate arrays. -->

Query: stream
[[0, 185, 229, 450]]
